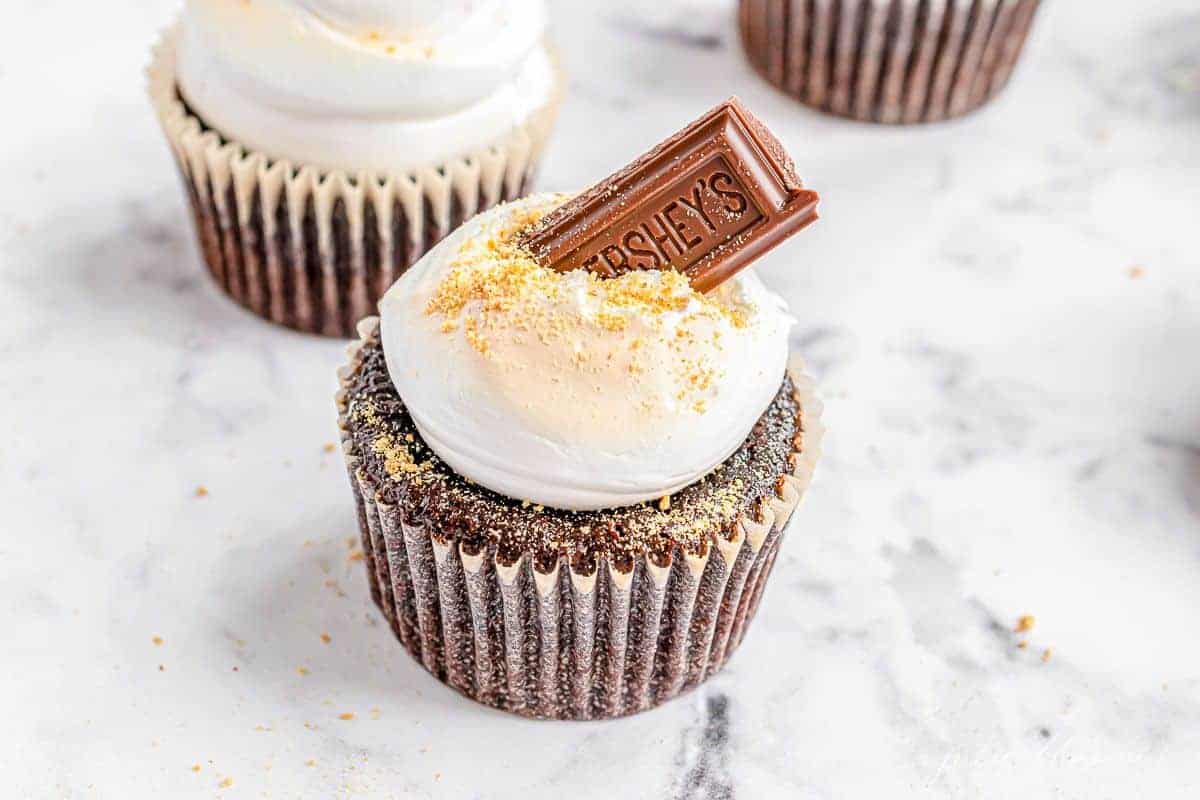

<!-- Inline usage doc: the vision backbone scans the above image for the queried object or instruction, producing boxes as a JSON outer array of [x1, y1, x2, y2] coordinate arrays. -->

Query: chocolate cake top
[[342, 330, 802, 572]]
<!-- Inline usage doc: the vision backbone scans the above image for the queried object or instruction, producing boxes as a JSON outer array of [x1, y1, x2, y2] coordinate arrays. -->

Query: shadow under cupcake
[[148, 0, 564, 337]]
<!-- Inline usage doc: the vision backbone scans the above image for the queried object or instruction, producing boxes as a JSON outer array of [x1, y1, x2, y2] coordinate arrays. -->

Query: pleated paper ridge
[[738, 0, 1041, 124], [335, 317, 824, 719]]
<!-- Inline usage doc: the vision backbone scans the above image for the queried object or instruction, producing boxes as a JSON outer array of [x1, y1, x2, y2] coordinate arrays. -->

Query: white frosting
[[176, 0, 555, 172], [379, 196, 794, 511]]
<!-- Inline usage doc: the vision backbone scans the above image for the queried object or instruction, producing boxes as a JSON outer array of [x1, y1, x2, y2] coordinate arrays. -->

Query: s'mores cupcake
[[149, 0, 563, 336], [738, 0, 1042, 124], [336, 100, 824, 719]]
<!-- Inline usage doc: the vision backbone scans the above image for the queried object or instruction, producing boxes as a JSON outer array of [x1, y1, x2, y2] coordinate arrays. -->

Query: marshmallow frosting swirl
[[176, 0, 555, 172], [379, 195, 794, 511]]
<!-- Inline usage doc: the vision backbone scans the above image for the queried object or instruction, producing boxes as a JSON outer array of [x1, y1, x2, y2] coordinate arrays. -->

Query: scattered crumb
[[1128, 265, 1144, 279], [1041, 648, 1053, 663], [191, 764, 201, 773], [217, 776, 233, 789], [320, 633, 332, 644], [1017, 641, 1028, 649], [297, 667, 310, 676], [434, 773, 442, 781], [348, 550, 365, 563], [338, 712, 355, 721], [152, 636, 164, 646], [658, 495, 671, 511], [305, 759, 316, 767], [158, 664, 165, 672], [346, 537, 357, 549], [232, 666, 239, 672], [1015, 615, 1035, 633], [323, 443, 336, 453], [195, 486, 209, 498]]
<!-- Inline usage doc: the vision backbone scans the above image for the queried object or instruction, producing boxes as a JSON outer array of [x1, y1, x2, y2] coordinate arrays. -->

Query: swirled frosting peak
[[379, 195, 794, 511], [176, 0, 554, 172]]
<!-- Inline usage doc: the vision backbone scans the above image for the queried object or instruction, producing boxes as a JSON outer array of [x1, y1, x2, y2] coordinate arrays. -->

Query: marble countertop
[[3, 0, 1199, 797]]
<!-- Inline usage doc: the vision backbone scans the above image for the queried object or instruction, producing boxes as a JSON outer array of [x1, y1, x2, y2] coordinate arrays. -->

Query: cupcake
[[148, 0, 563, 336], [335, 155, 823, 716], [738, 0, 1042, 124]]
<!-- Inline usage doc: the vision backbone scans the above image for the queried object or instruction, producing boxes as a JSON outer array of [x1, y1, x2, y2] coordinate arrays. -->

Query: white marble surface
[[3, 1, 1199, 797]]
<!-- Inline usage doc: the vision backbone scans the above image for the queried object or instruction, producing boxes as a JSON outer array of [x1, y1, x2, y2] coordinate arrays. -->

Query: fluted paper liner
[[337, 318, 823, 719], [738, 0, 1041, 124], [148, 28, 562, 337]]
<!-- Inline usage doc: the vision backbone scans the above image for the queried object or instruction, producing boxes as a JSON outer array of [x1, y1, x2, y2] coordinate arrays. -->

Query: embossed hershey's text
[[572, 157, 764, 278]]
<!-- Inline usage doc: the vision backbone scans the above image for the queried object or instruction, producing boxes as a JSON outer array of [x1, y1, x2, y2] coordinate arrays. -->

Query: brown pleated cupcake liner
[[738, 0, 1041, 124], [335, 317, 825, 719], [147, 28, 563, 337]]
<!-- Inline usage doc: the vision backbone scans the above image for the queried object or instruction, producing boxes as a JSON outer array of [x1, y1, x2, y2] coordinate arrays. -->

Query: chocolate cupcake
[[738, 0, 1042, 124], [148, 1, 563, 336], [336, 99, 825, 718]]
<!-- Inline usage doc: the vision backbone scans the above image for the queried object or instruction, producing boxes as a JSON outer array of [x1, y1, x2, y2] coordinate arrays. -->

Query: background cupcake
[[149, 0, 563, 336], [336, 193, 823, 719], [738, 0, 1042, 124]]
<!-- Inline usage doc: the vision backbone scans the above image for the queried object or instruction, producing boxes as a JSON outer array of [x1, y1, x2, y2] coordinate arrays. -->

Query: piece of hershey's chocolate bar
[[517, 98, 818, 292]]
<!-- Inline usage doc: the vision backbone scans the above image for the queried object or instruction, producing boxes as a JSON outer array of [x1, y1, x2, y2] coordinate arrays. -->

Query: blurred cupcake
[[149, 0, 563, 336], [738, 0, 1042, 124], [335, 194, 823, 719]]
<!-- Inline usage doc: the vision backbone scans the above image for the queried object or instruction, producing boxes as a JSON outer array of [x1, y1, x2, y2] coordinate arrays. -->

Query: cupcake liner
[[147, 28, 563, 337], [336, 318, 825, 719], [738, 0, 1041, 124]]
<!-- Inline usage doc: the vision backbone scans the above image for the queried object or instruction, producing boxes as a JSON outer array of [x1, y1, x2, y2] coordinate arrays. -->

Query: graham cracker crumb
[[338, 712, 355, 721], [152, 636, 163, 646], [320, 633, 331, 644], [194, 486, 208, 498], [1041, 648, 1053, 663], [1015, 615, 1035, 633], [191, 765, 200, 773], [218, 777, 233, 789]]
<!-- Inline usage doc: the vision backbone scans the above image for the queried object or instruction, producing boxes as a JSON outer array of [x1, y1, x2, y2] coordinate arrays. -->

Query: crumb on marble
[[152, 636, 163, 646], [1015, 615, 1035, 633], [1041, 648, 1053, 663], [338, 712, 355, 721], [194, 486, 209, 498]]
